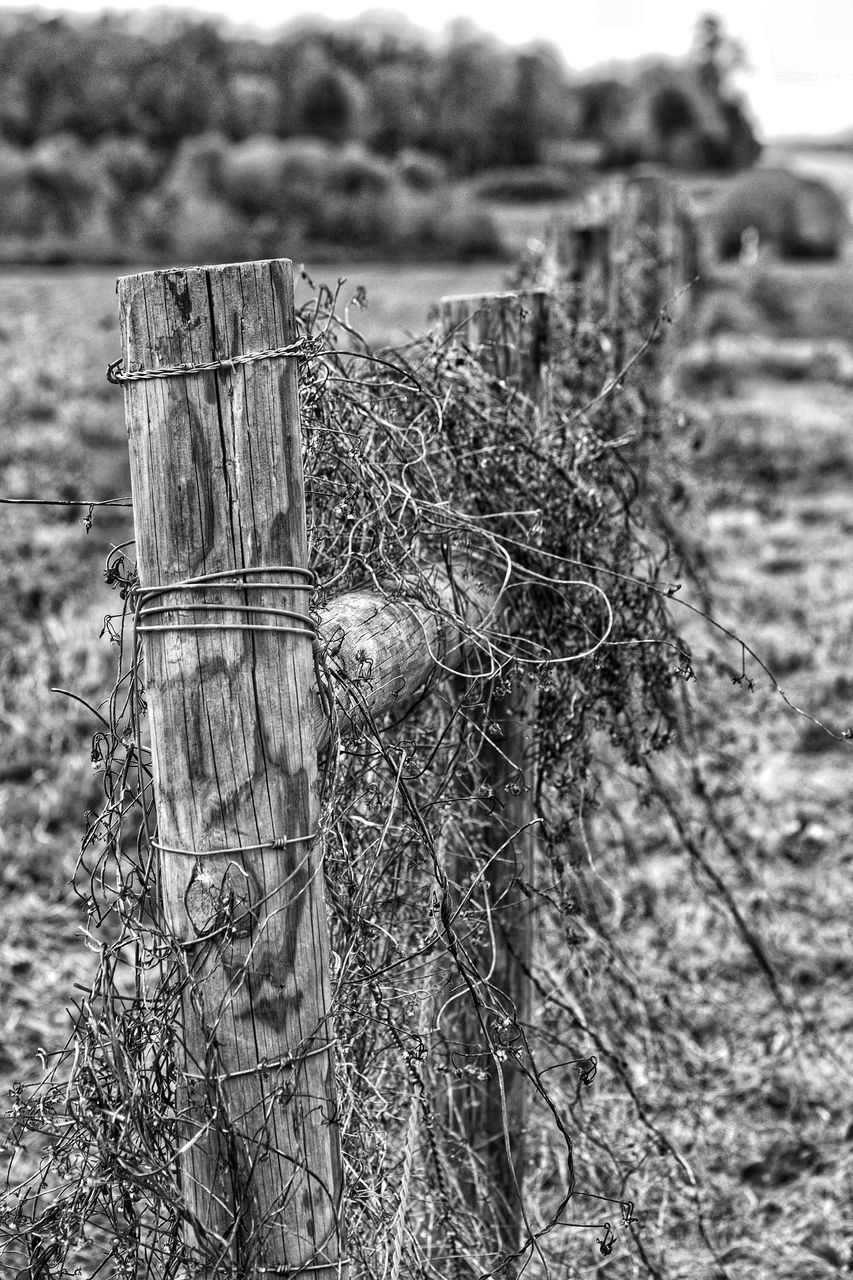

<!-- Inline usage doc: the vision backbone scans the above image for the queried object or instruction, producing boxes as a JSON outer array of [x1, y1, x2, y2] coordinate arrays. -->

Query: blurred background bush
[[0, 8, 789, 264], [711, 167, 849, 260]]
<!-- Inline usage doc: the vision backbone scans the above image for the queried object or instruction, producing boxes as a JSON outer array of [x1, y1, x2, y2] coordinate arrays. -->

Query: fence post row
[[118, 260, 345, 1278], [547, 172, 703, 345], [117, 264, 534, 1276], [115, 184, 695, 1272], [440, 290, 549, 1260]]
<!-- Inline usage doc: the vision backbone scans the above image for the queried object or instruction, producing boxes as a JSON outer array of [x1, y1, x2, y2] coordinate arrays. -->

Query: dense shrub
[[0, 129, 502, 263], [588, 58, 759, 170], [94, 135, 162, 195], [329, 143, 394, 197], [469, 164, 591, 203], [420, 192, 504, 258], [393, 147, 447, 192], [28, 133, 109, 235], [224, 71, 280, 140], [0, 9, 762, 175], [167, 131, 229, 193], [158, 192, 255, 263], [792, 176, 850, 257], [713, 167, 849, 260], [320, 184, 402, 250], [219, 134, 331, 219], [649, 83, 698, 137], [217, 135, 400, 232], [0, 142, 38, 236]]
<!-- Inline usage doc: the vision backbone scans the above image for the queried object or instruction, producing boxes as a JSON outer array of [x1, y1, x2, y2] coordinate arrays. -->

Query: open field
[[1, 254, 852, 1277]]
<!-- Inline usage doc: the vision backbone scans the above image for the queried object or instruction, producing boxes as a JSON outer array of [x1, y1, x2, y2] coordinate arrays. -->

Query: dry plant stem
[[439, 291, 548, 1263], [118, 260, 346, 1277]]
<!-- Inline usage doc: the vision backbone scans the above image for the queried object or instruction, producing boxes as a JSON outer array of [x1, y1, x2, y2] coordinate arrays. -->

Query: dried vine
[[1, 224, 728, 1280]]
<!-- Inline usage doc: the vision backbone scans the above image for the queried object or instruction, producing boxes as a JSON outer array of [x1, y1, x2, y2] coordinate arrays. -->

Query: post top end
[[116, 258, 295, 289]]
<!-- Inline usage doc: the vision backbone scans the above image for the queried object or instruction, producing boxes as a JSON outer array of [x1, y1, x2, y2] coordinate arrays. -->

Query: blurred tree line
[[0, 8, 760, 262]]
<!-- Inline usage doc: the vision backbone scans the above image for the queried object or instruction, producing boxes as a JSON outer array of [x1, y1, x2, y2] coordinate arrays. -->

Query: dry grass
[[0, 273, 125, 1141]]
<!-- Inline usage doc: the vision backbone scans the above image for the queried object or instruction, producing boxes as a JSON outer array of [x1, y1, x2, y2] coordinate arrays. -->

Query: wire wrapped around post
[[116, 260, 347, 1278]]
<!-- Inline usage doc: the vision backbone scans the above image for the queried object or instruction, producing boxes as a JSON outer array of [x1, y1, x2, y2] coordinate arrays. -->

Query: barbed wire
[[0, 495, 132, 508], [106, 336, 320, 384]]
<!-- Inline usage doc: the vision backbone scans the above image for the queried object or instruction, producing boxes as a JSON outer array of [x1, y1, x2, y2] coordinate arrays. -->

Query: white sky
[[3, 0, 852, 139]]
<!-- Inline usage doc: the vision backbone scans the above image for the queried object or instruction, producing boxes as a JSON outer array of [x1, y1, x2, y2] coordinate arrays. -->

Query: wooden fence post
[[117, 260, 345, 1277], [625, 173, 679, 319], [439, 290, 548, 1266], [442, 290, 549, 410]]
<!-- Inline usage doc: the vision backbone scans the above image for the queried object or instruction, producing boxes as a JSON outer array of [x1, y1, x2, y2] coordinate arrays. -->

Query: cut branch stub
[[314, 564, 499, 750], [118, 260, 345, 1278]]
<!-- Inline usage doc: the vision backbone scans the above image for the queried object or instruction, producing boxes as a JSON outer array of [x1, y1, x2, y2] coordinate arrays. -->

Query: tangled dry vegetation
[[1, 235, 851, 1280]]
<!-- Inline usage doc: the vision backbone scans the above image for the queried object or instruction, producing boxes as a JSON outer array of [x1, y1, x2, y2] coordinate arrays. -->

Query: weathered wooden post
[[439, 290, 548, 1264], [548, 214, 611, 316], [625, 173, 679, 318], [442, 291, 549, 407], [116, 260, 346, 1277], [544, 180, 633, 347], [675, 194, 704, 339]]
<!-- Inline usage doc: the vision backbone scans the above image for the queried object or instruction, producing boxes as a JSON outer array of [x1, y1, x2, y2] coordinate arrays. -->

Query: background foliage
[[0, 9, 760, 262]]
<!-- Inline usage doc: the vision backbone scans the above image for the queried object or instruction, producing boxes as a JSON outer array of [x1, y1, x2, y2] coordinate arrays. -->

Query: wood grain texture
[[314, 565, 498, 750], [440, 291, 546, 1263], [118, 260, 345, 1277]]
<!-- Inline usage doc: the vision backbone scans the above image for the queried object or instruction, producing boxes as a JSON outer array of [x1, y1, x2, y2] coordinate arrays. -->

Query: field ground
[[1, 250, 852, 1277]]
